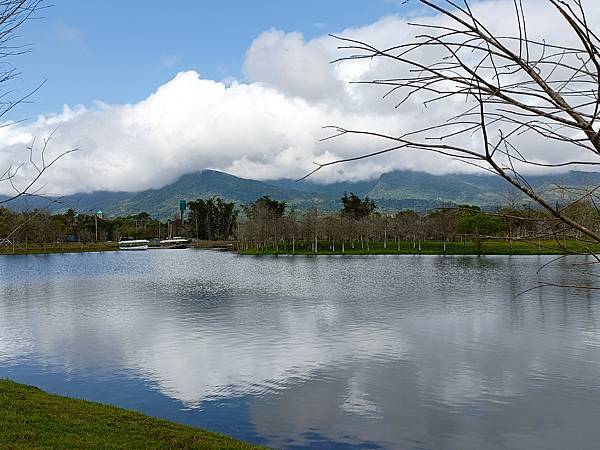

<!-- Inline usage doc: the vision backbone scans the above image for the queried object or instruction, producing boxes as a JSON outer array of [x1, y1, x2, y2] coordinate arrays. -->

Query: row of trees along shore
[[0, 197, 239, 247], [237, 194, 600, 254], [0, 208, 165, 245], [1, 192, 599, 254]]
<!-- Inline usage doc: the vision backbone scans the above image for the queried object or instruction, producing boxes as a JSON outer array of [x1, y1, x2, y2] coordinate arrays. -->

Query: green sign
[[96, 210, 103, 219], [179, 200, 186, 213]]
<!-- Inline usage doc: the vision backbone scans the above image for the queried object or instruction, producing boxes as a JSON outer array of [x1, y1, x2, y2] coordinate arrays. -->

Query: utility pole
[[95, 210, 102, 242]]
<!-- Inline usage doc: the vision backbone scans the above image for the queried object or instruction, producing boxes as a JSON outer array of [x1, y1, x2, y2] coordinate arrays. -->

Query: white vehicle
[[159, 237, 190, 249], [118, 239, 150, 250]]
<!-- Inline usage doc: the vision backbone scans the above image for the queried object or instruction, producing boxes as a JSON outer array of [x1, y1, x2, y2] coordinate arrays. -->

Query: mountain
[[0, 190, 133, 215], [107, 170, 329, 218], [0, 170, 333, 217], [369, 170, 600, 206], [264, 177, 377, 197], [369, 171, 507, 204], [3, 169, 600, 217]]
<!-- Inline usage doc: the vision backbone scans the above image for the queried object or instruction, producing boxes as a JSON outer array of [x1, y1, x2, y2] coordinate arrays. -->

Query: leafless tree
[[304, 0, 600, 261], [0, 1, 74, 209]]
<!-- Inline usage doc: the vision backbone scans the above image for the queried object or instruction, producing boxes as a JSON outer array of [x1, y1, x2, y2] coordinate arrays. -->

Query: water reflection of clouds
[[128, 303, 410, 406], [1, 252, 600, 448]]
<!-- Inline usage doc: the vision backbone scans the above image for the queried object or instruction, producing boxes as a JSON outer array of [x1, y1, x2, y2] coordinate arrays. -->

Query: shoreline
[[0, 240, 235, 256], [0, 243, 119, 256], [0, 379, 261, 449], [238, 240, 597, 256], [1, 240, 595, 257]]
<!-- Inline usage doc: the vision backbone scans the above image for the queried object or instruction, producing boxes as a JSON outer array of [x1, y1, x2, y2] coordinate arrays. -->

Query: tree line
[[2, 192, 599, 253], [0, 196, 239, 246], [237, 194, 600, 254], [0, 208, 162, 245]]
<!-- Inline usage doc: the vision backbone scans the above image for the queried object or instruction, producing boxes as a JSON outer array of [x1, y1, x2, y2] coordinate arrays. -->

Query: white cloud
[[244, 29, 346, 102], [1, 0, 599, 195]]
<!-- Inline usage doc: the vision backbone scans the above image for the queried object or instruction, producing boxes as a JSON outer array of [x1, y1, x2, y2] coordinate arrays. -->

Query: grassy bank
[[192, 240, 235, 249], [0, 379, 261, 449], [0, 242, 119, 256], [239, 239, 599, 256]]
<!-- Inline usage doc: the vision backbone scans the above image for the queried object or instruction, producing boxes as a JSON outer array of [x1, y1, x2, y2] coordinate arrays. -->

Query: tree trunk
[[384, 226, 387, 249]]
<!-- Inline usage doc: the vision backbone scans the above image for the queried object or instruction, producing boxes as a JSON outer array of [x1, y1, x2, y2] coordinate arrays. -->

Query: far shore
[[1, 239, 595, 257], [238, 239, 598, 256], [0, 242, 119, 256], [0, 240, 234, 256]]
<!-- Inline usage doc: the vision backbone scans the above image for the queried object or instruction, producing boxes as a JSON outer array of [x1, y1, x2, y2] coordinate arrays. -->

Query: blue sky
[[7, 0, 576, 195], [13, 0, 410, 119]]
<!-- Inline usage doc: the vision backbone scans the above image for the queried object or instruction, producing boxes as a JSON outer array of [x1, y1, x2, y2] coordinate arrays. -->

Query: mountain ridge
[[2, 169, 600, 217]]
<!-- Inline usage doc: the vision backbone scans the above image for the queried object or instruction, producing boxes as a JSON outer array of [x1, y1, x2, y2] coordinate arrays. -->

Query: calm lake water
[[1, 250, 600, 449]]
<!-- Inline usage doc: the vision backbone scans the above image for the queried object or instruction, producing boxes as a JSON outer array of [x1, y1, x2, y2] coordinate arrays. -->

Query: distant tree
[[0, 208, 13, 237], [245, 196, 287, 219], [187, 197, 237, 240], [303, 207, 319, 253], [215, 198, 237, 239], [187, 199, 207, 239], [340, 192, 376, 221], [63, 208, 76, 232], [423, 209, 454, 252], [456, 211, 505, 253]]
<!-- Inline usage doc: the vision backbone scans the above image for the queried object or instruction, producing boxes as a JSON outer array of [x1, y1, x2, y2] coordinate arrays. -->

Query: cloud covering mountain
[[1, 0, 599, 196]]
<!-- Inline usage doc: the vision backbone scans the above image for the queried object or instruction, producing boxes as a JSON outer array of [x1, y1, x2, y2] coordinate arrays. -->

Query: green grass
[[239, 239, 600, 256], [192, 240, 235, 249], [0, 379, 262, 449], [0, 242, 119, 256]]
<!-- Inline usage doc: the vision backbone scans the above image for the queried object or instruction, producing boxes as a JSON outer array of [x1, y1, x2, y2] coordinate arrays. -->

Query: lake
[[1, 250, 600, 449]]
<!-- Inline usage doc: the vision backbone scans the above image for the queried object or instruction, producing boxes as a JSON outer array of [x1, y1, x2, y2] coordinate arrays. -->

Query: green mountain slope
[[3, 169, 600, 217], [367, 170, 600, 206]]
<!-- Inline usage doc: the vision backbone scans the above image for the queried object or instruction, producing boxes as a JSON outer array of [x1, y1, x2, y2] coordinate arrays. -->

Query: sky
[[1, 0, 599, 195], [12, 0, 414, 119]]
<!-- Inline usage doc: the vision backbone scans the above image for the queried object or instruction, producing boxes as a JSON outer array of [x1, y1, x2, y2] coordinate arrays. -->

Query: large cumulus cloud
[[1, 0, 598, 195]]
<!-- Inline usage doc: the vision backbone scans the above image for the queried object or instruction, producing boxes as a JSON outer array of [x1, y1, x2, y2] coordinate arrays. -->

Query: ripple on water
[[1, 251, 600, 449]]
